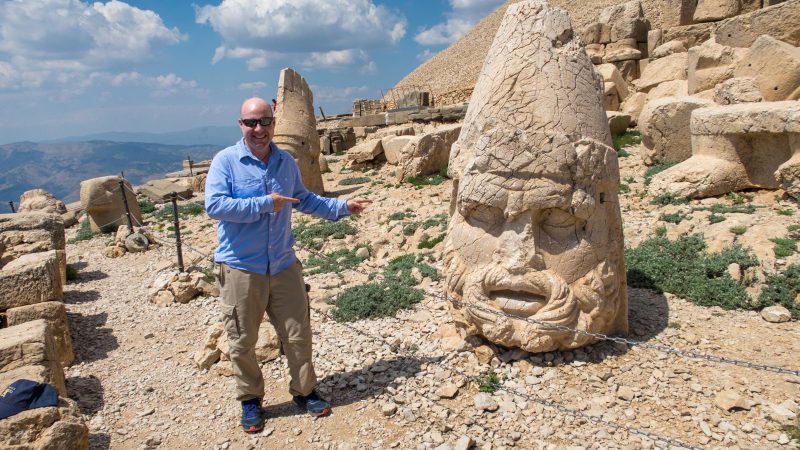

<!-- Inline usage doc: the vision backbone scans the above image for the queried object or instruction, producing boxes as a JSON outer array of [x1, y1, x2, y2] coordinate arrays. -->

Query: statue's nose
[[498, 213, 545, 274]]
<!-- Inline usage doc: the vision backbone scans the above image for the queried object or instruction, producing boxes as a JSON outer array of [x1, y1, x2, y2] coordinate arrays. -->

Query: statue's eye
[[463, 203, 503, 228], [540, 208, 581, 241]]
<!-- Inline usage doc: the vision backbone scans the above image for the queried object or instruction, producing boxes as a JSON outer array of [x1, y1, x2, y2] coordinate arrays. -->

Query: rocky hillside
[[393, 0, 671, 104]]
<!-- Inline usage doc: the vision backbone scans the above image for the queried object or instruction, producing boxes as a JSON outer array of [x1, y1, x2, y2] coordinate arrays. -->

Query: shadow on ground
[[67, 312, 119, 363], [70, 270, 109, 284], [324, 185, 366, 197], [262, 356, 426, 419], [88, 433, 110, 450], [63, 289, 101, 304], [67, 375, 104, 416]]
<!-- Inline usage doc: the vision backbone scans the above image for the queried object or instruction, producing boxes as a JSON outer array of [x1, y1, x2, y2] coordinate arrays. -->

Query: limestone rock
[[650, 40, 686, 59], [102, 245, 126, 258], [636, 52, 688, 92], [347, 138, 385, 165], [124, 232, 149, 253], [694, 0, 760, 23], [0, 320, 66, 396], [0, 250, 63, 310], [649, 101, 800, 198], [621, 92, 647, 124], [733, 35, 800, 102], [395, 124, 461, 183], [760, 305, 792, 323], [80, 176, 142, 232], [382, 136, 416, 165], [18, 189, 66, 214], [318, 154, 329, 173], [6, 301, 74, 366], [445, 0, 627, 353], [713, 77, 763, 105], [663, 23, 713, 49], [639, 96, 714, 165], [254, 320, 281, 363], [647, 79, 689, 101], [138, 178, 192, 203], [598, 0, 649, 42], [714, 0, 800, 48], [0, 213, 66, 280], [473, 393, 498, 412], [687, 39, 744, 95], [596, 63, 629, 101], [273, 68, 325, 194], [714, 390, 752, 411], [607, 111, 632, 135], [0, 397, 88, 450]]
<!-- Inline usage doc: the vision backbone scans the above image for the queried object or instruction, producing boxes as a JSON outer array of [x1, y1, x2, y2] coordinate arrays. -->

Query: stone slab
[[0, 320, 66, 396], [0, 250, 63, 310], [7, 301, 74, 366]]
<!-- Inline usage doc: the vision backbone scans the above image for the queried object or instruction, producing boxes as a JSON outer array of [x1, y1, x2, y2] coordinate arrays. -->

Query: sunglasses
[[240, 117, 274, 128]]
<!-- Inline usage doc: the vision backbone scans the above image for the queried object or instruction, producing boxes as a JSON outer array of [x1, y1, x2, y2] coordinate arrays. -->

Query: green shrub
[[729, 225, 747, 235], [650, 194, 689, 206], [293, 219, 357, 250], [478, 370, 501, 393], [623, 176, 636, 184], [612, 130, 641, 152], [388, 211, 416, 221], [725, 192, 747, 205], [709, 214, 726, 224], [304, 244, 370, 275], [406, 167, 449, 187], [418, 233, 446, 249], [394, 213, 448, 237], [619, 183, 630, 194], [384, 253, 439, 286], [65, 265, 78, 281], [771, 238, 797, 258], [701, 203, 758, 215], [338, 177, 371, 186], [757, 264, 800, 319], [331, 281, 423, 322], [68, 219, 99, 244], [138, 198, 156, 214], [644, 163, 677, 185], [617, 148, 631, 158], [153, 201, 205, 221], [777, 208, 795, 216], [625, 234, 759, 311], [660, 213, 687, 224]]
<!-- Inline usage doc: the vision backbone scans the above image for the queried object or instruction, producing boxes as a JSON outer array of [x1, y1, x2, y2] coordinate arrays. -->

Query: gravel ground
[[63, 141, 799, 450]]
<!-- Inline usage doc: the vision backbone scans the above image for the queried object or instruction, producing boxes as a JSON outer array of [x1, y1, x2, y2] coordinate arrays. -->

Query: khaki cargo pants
[[218, 260, 316, 402]]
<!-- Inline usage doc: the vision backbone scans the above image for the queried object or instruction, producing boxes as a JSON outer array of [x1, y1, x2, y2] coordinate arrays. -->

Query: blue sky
[[0, 0, 505, 144]]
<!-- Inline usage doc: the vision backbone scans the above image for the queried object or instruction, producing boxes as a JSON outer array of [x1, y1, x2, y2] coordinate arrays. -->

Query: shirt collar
[[236, 139, 284, 166]]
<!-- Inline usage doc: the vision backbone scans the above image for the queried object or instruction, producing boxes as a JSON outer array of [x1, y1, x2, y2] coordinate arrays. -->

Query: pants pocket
[[220, 303, 240, 339]]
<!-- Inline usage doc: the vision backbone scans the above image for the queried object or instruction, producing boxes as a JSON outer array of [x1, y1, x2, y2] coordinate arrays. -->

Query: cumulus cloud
[[416, 49, 436, 61], [0, 0, 188, 93], [196, 0, 406, 70], [239, 81, 268, 91], [414, 0, 504, 46]]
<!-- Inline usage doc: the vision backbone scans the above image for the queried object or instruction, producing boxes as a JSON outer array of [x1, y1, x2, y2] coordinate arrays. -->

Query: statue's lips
[[487, 284, 548, 317]]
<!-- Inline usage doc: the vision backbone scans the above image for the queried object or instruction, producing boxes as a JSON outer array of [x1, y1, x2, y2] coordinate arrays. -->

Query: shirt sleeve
[[204, 152, 274, 223], [291, 162, 350, 220]]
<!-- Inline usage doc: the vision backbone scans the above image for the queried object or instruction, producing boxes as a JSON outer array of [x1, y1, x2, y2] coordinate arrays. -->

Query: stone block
[[647, 29, 664, 56], [614, 59, 640, 82], [663, 23, 714, 49], [381, 135, 416, 165], [639, 96, 714, 165], [607, 111, 632, 135], [636, 52, 688, 92], [713, 77, 763, 104], [622, 92, 648, 124], [80, 176, 142, 232], [687, 39, 744, 94], [0, 213, 65, 271], [18, 189, 66, 215], [596, 63, 630, 101], [346, 138, 385, 165], [0, 396, 88, 449], [694, 0, 760, 23], [648, 79, 689, 101], [604, 82, 621, 111], [396, 124, 461, 182], [598, 0, 649, 42], [0, 251, 63, 310], [138, 178, 193, 203], [6, 301, 73, 366], [714, 0, 800, 48], [651, 40, 687, 59], [733, 35, 800, 102], [585, 43, 605, 64], [662, 0, 697, 27], [0, 320, 66, 396]]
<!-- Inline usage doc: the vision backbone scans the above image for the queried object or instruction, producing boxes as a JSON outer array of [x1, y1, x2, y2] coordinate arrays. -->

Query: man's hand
[[347, 198, 372, 214], [271, 192, 300, 212]]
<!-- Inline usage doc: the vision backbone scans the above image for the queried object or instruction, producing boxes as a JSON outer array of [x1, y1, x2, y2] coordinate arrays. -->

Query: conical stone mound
[[443, 0, 628, 353], [273, 68, 324, 194]]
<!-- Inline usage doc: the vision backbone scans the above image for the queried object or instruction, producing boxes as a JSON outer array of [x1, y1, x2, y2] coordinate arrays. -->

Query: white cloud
[[414, 0, 504, 46], [0, 0, 186, 92], [239, 81, 267, 91], [311, 85, 370, 101], [196, 0, 406, 70], [416, 49, 435, 61], [360, 61, 377, 75]]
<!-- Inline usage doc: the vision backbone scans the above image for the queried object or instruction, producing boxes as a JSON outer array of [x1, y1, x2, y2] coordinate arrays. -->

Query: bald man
[[205, 97, 370, 432]]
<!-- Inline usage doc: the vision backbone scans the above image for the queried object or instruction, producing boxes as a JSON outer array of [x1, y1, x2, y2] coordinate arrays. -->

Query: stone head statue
[[443, 0, 628, 353]]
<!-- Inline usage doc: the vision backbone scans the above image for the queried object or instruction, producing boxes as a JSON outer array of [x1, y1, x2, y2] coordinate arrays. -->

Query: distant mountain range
[[48, 125, 241, 147], [0, 140, 227, 213]]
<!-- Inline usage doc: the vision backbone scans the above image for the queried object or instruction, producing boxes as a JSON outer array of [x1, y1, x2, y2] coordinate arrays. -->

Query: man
[[205, 97, 371, 433]]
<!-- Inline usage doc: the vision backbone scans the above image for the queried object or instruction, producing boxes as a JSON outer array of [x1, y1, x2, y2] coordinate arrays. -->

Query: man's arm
[[290, 164, 350, 220], [204, 153, 274, 223]]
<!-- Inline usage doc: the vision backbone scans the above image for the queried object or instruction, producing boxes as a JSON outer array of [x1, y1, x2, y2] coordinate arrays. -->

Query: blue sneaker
[[241, 398, 266, 433], [292, 390, 331, 417]]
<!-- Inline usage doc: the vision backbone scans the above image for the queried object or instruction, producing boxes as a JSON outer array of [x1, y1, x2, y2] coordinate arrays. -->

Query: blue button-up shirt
[[205, 139, 350, 274]]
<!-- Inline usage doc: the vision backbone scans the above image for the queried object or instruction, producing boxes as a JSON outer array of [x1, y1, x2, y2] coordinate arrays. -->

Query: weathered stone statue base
[[650, 101, 800, 198], [273, 68, 325, 194]]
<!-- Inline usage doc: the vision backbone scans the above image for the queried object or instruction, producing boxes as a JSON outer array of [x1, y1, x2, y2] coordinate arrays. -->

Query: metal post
[[8, 201, 15, 213], [188, 156, 193, 177], [121, 170, 125, 178], [318, 106, 326, 121], [118, 180, 134, 234], [171, 192, 184, 273]]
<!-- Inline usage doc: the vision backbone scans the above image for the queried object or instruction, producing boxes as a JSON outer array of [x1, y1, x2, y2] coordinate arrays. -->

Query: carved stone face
[[443, 131, 627, 352]]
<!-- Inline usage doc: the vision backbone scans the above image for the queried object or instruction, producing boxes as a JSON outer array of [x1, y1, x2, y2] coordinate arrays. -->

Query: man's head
[[239, 97, 276, 156]]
